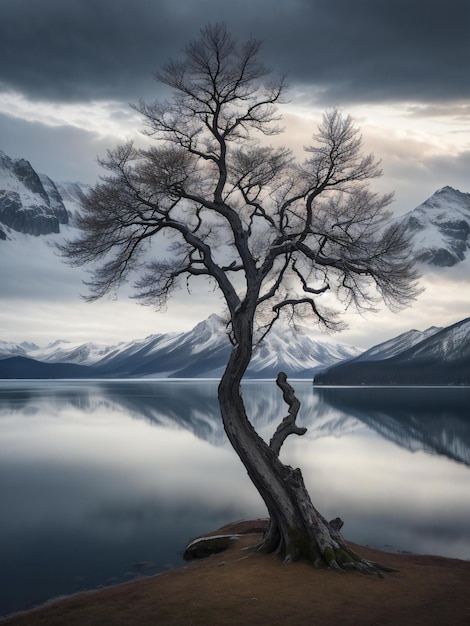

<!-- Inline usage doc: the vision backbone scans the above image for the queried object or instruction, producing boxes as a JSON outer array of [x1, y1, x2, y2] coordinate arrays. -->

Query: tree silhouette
[[60, 23, 420, 571]]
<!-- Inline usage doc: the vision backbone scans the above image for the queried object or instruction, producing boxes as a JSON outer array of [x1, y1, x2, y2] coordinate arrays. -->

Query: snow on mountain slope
[[92, 331, 185, 375], [314, 316, 470, 385], [249, 326, 360, 376], [0, 314, 361, 379], [400, 316, 470, 363], [353, 326, 442, 362], [396, 186, 470, 266], [0, 340, 38, 358], [54, 182, 90, 223], [28, 340, 113, 366], [184, 314, 228, 354], [127, 314, 360, 378]]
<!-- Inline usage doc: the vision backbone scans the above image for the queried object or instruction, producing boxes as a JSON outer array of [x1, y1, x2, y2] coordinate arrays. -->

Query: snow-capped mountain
[[352, 326, 442, 362], [247, 323, 360, 378], [59, 314, 360, 378], [315, 316, 470, 385], [28, 340, 114, 366], [0, 314, 361, 379], [54, 182, 89, 223], [402, 317, 470, 364], [0, 149, 89, 240], [395, 186, 470, 266], [0, 340, 39, 358]]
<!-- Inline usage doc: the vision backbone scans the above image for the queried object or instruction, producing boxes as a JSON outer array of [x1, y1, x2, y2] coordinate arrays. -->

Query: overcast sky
[[1, 0, 470, 349]]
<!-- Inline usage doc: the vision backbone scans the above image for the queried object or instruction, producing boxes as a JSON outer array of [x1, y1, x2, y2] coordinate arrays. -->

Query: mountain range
[[2, 313, 470, 384], [314, 316, 470, 385], [0, 314, 361, 379], [2, 149, 470, 267], [2, 149, 470, 382]]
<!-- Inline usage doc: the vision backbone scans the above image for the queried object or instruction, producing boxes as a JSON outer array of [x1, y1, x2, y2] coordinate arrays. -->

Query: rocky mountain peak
[[0, 149, 89, 239], [396, 185, 470, 267]]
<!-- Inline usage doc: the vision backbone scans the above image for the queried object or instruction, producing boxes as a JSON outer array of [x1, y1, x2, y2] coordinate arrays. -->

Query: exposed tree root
[[263, 516, 397, 576]]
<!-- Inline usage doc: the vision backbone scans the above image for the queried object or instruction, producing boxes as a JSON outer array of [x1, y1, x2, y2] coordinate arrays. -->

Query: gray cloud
[[374, 148, 470, 215], [0, 0, 469, 106], [1, 0, 470, 347], [0, 113, 104, 183]]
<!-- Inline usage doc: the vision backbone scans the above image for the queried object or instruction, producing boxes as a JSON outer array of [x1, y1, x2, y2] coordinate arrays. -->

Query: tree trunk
[[217, 315, 389, 574]]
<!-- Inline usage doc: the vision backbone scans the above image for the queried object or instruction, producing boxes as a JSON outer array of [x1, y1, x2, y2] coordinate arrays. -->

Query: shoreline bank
[[3, 521, 470, 625]]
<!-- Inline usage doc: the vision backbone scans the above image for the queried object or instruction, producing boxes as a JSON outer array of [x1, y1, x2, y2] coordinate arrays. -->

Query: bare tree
[[60, 23, 420, 572]]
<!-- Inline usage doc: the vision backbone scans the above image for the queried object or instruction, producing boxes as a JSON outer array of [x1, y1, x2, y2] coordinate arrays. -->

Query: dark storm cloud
[[0, 0, 469, 105], [0, 0, 183, 102]]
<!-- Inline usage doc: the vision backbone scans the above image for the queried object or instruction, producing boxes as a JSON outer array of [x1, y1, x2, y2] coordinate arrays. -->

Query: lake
[[1, 379, 469, 617]]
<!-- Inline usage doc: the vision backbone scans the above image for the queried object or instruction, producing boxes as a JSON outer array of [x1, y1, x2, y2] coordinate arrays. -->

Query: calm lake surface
[[1, 379, 469, 616]]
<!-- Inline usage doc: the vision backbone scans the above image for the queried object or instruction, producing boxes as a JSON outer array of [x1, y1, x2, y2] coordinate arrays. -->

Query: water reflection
[[5, 380, 466, 465], [314, 386, 470, 466], [0, 381, 262, 617], [0, 380, 469, 617]]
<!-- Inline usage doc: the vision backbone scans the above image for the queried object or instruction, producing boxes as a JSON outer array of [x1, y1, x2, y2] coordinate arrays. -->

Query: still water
[[1, 380, 469, 616]]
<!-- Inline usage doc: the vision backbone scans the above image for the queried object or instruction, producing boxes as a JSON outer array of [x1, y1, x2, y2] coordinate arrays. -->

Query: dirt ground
[[3, 520, 470, 625]]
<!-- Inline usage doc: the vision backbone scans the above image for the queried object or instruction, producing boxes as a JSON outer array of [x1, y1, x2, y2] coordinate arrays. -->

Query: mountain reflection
[[314, 387, 470, 467], [2, 381, 470, 466], [0, 380, 296, 446]]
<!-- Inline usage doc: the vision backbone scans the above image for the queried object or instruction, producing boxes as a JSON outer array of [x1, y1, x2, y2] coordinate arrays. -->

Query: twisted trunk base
[[254, 458, 390, 575]]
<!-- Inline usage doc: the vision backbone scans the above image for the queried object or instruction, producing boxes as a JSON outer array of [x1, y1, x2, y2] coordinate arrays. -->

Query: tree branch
[[269, 372, 307, 456], [292, 259, 330, 295]]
